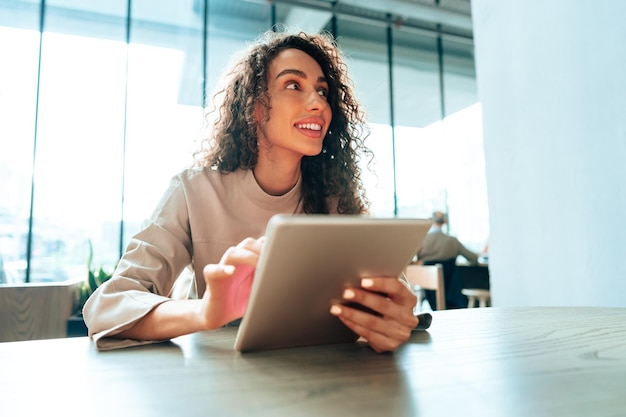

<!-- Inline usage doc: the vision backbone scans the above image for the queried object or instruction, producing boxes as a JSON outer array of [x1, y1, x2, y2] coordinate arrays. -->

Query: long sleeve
[[83, 168, 304, 350], [455, 239, 479, 265]]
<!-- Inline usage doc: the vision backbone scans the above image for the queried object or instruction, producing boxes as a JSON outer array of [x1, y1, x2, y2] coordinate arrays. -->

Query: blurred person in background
[[416, 211, 479, 308]]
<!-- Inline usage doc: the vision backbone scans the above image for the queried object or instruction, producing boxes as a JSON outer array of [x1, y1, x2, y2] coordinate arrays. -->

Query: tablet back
[[234, 215, 432, 353]]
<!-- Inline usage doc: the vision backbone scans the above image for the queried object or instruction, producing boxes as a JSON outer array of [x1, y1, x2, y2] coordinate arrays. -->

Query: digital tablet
[[234, 214, 432, 353]]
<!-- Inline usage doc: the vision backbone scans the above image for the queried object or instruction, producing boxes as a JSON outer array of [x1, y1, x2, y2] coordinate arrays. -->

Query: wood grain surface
[[0, 279, 82, 341], [1, 306, 625, 417]]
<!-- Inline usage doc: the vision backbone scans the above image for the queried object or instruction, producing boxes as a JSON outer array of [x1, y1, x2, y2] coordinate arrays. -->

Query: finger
[[202, 263, 236, 280], [202, 262, 255, 325], [343, 286, 418, 329], [366, 279, 417, 320], [219, 237, 265, 266], [331, 310, 408, 353], [235, 236, 266, 252], [362, 277, 417, 305], [331, 302, 414, 343]]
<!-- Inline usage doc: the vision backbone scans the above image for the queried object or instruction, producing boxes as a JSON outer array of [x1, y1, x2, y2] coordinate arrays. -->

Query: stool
[[413, 285, 428, 312], [462, 288, 491, 308]]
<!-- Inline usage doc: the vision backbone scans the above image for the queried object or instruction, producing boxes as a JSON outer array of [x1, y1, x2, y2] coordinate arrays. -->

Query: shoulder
[[443, 234, 462, 245], [427, 230, 446, 239], [433, 232, 458, 246], [172, 167, 242, 190], [174, 167, 221, 183], [154, 168, 235, 211]]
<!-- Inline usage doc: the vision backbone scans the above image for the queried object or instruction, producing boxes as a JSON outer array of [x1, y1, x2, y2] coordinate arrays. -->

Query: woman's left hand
[[330, 277, 419, 353]]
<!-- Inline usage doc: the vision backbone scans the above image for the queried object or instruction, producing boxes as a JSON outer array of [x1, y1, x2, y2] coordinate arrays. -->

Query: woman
[[84, 30, 419, 352]]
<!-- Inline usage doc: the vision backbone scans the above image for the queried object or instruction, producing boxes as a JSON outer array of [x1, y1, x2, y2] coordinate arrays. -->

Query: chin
[[304, 147, 324, 157]]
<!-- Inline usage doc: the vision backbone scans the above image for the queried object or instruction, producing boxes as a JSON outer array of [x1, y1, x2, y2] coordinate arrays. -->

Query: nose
[[306, 91, 328, 112]]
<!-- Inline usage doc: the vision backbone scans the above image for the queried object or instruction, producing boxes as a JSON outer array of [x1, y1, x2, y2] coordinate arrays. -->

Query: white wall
[[471, 0, 626, 306]]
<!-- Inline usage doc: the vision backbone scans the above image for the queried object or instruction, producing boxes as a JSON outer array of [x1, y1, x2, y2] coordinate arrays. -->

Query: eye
[[286, 81, 300, 90], [317, 88, 329, 98]]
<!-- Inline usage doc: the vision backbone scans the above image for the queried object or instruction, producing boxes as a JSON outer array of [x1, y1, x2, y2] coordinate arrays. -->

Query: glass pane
[[0, 12, 39, 283], [336, 18, 394, 216], [122, 1, 206, 249], [206, 0, 272, 102], [121, 0, 272, 251], [393, 29, 441, 128], [29, 0, 128, 282], [0, 0, 41, 31], [442, 37, 487, 251], [274, 2, 333, 34], [442, 37, 477, 117], [392, 27, 445, 218], [440, 104, 488, 252]]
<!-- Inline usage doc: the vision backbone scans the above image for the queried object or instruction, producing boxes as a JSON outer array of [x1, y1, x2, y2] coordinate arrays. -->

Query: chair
[[461, 288, 491, 308], [458, 264, 491, 308], [404, 264, 446, 311], [423, 258, 468, 309]]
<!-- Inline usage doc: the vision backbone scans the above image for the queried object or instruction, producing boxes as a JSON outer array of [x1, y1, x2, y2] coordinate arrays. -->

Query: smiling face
[[256, 48, 332, 163]]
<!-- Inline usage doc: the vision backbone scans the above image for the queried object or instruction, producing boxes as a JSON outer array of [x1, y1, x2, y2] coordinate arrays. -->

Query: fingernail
[[223, 265, 235, 275], [330, 305, 342, 315], [361, 278, 373, 288], [343, 289, 355, 299]]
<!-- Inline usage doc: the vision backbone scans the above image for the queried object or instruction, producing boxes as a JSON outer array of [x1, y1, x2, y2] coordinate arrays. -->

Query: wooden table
[[1, 307, 625, 417]]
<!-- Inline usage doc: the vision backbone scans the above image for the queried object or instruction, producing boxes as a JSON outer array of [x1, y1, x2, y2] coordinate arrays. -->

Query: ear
[[254, 101, 262, 124], [254, 102, 268, 145]]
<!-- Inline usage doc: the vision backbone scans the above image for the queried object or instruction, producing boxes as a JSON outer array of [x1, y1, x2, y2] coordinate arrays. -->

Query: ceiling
[[268, 0, 473, 39]]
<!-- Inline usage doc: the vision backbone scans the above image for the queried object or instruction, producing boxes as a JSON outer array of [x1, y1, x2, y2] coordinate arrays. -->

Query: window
[[0, 0, 486, 283], [335, 17, 395, 217]]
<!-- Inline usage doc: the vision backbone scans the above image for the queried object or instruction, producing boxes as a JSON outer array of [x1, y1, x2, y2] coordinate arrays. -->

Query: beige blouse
[[83, 168, 309, 350]]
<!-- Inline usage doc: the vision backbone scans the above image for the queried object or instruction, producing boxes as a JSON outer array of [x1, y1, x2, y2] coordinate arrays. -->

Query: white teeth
[[296, 123, 322, 131]]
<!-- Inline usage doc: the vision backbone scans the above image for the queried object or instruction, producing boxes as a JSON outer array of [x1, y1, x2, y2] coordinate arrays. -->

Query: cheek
[[254, 103, 275, 137]]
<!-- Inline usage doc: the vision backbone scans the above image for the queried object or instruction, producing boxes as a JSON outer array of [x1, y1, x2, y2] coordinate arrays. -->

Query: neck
[[253, 158, 301, 196]]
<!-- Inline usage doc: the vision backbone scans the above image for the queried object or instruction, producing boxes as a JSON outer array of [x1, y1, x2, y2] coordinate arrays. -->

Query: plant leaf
[[88, 269, 98, 293]]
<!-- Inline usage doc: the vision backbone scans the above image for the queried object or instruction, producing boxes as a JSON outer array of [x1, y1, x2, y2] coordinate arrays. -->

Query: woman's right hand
[[199, 237, 265, 329]]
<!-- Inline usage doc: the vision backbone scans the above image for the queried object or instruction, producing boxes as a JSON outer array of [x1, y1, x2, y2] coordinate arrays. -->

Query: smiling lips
[[295, 118, 325, 138], [295, 123, 322, 131]]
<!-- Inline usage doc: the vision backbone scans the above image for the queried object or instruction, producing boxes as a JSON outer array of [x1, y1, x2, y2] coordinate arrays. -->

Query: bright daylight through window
[[0, 0, 487, 284]]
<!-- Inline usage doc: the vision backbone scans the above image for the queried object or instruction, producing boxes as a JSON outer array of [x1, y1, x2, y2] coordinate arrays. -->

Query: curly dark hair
[[192, 30, 372, 214]]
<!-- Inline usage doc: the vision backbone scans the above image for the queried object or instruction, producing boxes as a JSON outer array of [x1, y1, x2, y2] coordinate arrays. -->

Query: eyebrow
[[275, 68, 327, 84]]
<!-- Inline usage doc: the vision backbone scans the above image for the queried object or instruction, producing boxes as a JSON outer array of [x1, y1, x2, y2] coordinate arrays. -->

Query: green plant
[[76, 240, 115, 315]]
